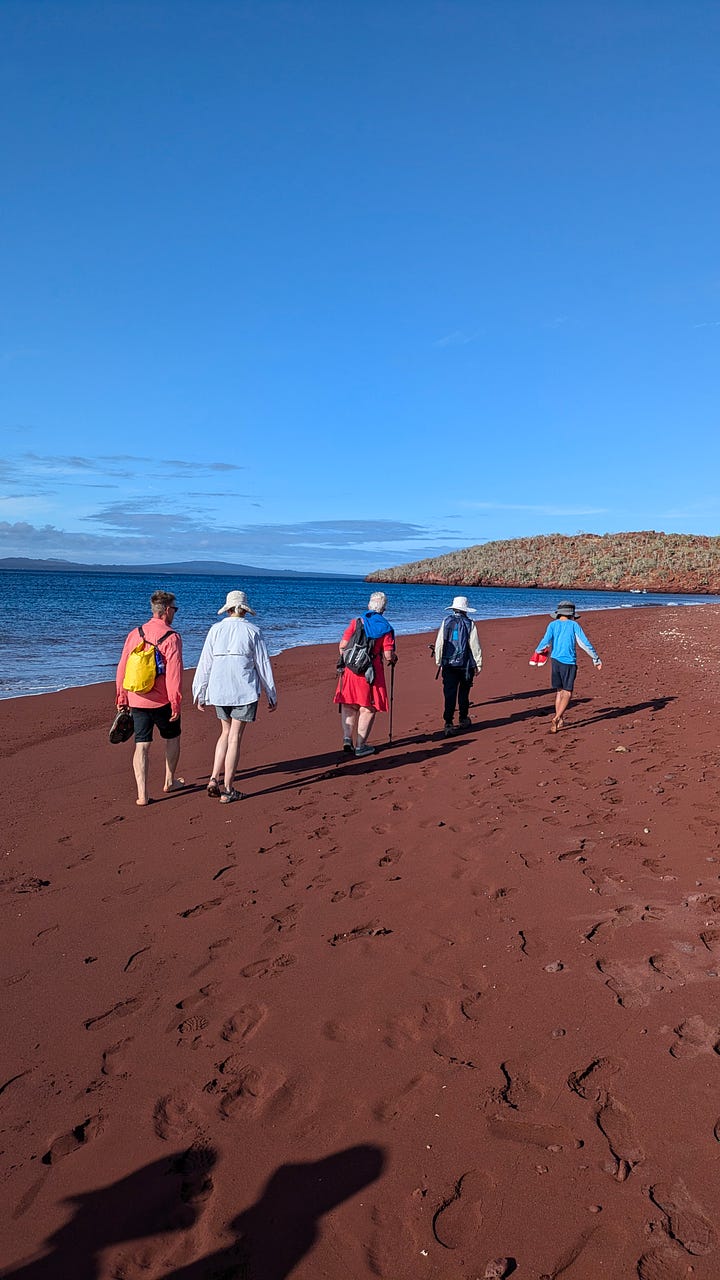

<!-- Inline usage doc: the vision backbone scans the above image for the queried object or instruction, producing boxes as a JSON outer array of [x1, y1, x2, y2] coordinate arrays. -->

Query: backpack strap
[[440, 614, 454, 662], [137, 625, 173, 648]]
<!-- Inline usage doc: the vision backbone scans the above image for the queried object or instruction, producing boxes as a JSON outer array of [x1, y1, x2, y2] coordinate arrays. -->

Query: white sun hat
[[446, 595, 476, 614], [218, 589, 256, 615]]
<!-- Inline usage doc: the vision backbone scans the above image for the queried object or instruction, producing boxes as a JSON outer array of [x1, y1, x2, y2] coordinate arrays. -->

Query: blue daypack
[[441, 613, 477, 678]]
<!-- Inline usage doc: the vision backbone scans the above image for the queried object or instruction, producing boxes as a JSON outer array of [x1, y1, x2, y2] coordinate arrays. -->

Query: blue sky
[[2, 0, 719, 574]]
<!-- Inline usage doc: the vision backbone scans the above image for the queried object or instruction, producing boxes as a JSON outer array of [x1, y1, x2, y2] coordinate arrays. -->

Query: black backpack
[[339, 617, 375, 684], [441, 613, 477, 679]]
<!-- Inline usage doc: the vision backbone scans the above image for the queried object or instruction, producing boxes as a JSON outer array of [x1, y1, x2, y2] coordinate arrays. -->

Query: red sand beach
[[2, 605, 720, 1279]]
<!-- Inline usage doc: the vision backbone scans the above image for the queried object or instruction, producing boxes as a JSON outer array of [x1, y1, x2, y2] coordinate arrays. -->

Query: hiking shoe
[[443, 724, 456, 738], [458, 717, 472, 730], [354, 744, 376, 757]]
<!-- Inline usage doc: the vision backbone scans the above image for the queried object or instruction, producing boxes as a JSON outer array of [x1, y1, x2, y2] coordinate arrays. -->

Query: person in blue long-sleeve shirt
[[535, 601, 602, 733]]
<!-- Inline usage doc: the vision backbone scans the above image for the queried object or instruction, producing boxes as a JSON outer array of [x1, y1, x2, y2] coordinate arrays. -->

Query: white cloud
[[459, 501, 608, 516], [433, 330, 481, 348]]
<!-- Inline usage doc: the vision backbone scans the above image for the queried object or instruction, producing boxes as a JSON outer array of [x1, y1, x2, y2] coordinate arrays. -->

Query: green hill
[[366, 532, 720, 594]]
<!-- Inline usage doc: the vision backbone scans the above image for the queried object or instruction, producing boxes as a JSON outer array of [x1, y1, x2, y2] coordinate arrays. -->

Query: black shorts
[[132, 704, 181, 743], [551, 660, 577, 692]]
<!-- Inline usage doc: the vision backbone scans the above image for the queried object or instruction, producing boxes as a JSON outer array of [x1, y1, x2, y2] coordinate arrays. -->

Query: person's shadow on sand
[[569, 695, 674, 727], [164, 1143, 386, 1280], [2, 1148, 217, 1280]]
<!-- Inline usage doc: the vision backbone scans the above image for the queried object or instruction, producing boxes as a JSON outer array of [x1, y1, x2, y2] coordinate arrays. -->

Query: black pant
[[442, 667, 472, 724]]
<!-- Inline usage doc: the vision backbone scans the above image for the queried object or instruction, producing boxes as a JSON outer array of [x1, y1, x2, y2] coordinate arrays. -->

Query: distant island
[[0, 557, 360, 580], [367, 532, 720, 594]]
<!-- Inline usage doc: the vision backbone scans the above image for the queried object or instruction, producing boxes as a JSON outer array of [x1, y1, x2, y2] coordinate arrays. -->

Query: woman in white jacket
[[192, 590, 277, 802]]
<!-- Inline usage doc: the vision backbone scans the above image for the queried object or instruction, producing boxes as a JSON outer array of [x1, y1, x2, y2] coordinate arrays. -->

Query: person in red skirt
[[334, 591, 397, 757]]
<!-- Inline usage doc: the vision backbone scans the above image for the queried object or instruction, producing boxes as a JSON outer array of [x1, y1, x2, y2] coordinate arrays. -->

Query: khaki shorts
[[215, 703, 258, 723]]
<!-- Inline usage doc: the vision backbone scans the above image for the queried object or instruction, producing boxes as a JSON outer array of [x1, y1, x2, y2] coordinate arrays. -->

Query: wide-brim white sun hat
[[446, 595, 476, 614], [218, 589, 256, 615]]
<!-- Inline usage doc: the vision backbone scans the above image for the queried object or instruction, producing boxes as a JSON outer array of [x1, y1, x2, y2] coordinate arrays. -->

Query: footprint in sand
[[170, 1142, 216, 1211], [582, 864, 628, 892], [84, 994, 145, 1030], [305, 872, 331, 890], [648, 1182, 716, 1256], [177, 1014, 210, 1043], [567, 1060, 642, 1181], [486, 1114, 581, 1151], [217, 1062, 312, 1127], [178, 898, 223, 919], [432, 1035, 482, 1070], [366, 1206, 418, 1276], [263, 1073, 318, 1136], [669, 1014, 720, 1058], [42, 1113, 104, 1164], [188, 934, 232, 970], [567, 1057, 621, 1101], [584, 903, 658, 941], [100, 1037, 134, 1077], [220, 1002, 267, 1043], [239, 953, 296, 978], [153, 1091, 204, 1141], [596, 958, 650, 1009], [490, 1060, 544, 1113], [432, 1170, 487, 1248], [384, 999, 452, 1049], [218, 1063, 279, 1119], [596, 1092, 644, 1181], [372, 1074, 437, 1124], [636, 1246, 688, 1279], [176, 982, 221, 1012], [460, 989, 487, 1021], [265, 903, 301, 934], [329, 922, 392, 946], [648, 950, 697, 985], [321, 1015, 368, 1043]]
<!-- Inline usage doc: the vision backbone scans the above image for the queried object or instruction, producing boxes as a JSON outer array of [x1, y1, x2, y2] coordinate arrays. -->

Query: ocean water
[[1, 569, 717, 700]]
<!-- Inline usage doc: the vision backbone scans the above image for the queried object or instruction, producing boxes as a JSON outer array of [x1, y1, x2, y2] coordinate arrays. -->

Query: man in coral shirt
[[116, 590, 184, 806]]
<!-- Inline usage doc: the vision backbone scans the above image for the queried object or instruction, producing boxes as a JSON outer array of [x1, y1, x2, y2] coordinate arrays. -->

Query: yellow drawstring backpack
[[122, 626, 172, 693]]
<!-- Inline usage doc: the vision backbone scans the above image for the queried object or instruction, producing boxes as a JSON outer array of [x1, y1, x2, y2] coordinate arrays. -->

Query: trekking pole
[[388, 663, 395, 745]]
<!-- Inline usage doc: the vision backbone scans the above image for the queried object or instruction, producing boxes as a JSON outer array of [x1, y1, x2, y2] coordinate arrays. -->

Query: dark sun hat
[[553, 601, 579, 619]]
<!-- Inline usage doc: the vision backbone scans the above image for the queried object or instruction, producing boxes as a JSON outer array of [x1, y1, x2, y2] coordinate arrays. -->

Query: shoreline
[[3, 603, 720, 1277], [1, 596, 714, 705]]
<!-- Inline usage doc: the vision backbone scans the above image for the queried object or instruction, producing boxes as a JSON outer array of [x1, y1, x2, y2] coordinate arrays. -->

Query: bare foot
[[136, 798, 153, 807], [163, 778, 186, 793]]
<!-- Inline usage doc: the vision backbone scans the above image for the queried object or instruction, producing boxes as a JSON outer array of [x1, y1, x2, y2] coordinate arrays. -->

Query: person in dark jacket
[[434, 596, 483, 737]]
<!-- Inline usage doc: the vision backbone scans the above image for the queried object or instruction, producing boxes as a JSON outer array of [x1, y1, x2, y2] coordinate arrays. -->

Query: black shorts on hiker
[[551, 659, 577, 692], [132, 704, 181, 743]]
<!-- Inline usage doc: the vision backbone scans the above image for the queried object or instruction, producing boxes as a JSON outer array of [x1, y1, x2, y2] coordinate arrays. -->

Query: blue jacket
[[536, 618, 600, 666]]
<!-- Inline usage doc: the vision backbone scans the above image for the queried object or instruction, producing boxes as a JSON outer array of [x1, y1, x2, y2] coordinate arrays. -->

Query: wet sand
[[2, 605, 720, 1279]]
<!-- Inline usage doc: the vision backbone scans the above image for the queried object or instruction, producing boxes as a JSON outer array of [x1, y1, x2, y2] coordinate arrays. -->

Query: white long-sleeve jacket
[[192, 616, 277, 707]]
